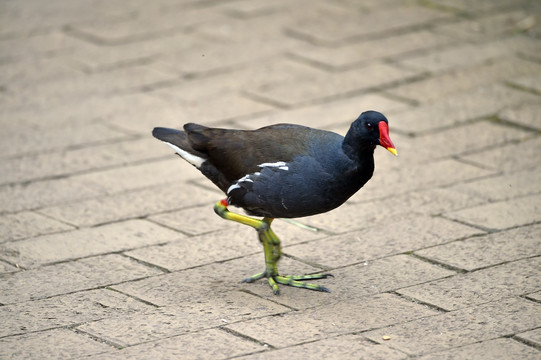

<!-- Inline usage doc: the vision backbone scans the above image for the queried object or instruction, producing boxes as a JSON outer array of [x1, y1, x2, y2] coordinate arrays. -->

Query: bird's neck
[[342, 134, 376, 163]]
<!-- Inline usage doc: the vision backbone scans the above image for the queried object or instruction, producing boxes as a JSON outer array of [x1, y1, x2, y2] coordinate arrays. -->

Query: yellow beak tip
[[387, 147, 398, 156]]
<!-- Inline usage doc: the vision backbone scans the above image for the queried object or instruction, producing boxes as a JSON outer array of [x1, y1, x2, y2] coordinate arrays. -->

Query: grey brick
[[246, 63, 419, 107], [0, 178, 104, 213], [0, 288, 152, 337], [391, 84, 540, 134], [515, 328, 541, 348], [0, 219, 183, 268], [363, 297, 541, 355], [499, 103, 541, 130], [38, 181, 219, 227], [112, 254, 323, 308], [286, 6, 449, 45], [225, 293, 439, 348], [388, 57, 541, 104], [397, 257, 541, 311], [397, 36, 538, 74], [417, 338, 541, 360], [77, 291, 289, 347], [84, 328, 264, 360], [510, 73, 541, 94], [0, 138, 172, 186], [434, 10, 535, 41], [244, 255, 455, 310], [0, 254, 162, 304], [0, 328, 111, 359], [0, 211, 74, 243], [444, 194, 541, 231], [236, 334, 408, 360], [285, 216, 482, 268], [460, 136, 541, 173], [415, 224, 541, 271], [290, 30, 454, 70]]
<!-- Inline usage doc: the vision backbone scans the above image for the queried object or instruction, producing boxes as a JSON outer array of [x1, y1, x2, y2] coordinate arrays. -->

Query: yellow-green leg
[[214, 199, 331, 295]]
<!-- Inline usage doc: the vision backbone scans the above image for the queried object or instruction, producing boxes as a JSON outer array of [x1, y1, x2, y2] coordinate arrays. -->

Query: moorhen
[[152, 110, 397, 294]]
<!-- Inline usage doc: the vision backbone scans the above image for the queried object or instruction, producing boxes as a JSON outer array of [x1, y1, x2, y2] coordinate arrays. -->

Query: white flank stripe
[[227, 174, 255, 194], [258, 161, 289, 171], [164, 142, 205, 168]]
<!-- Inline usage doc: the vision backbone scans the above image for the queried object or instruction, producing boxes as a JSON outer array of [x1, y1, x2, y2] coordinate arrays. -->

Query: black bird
[[152, 111, 397, 294]]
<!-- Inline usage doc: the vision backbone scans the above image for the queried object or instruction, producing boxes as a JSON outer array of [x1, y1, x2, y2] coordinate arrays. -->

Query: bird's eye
[[366, 123, 373, 130]]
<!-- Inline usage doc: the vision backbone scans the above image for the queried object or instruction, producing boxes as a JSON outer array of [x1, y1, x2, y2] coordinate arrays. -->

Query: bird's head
[[346, 111, 397, 156]]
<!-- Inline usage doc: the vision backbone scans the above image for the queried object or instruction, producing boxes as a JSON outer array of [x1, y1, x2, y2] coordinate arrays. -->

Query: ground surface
[[1, 0, 540, 359]]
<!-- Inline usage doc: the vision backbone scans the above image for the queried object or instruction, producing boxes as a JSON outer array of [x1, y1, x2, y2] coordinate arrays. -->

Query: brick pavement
[[0, 0, 540, 358]]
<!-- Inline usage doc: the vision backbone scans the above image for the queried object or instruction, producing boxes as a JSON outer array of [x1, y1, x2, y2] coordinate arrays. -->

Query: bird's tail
[[152, 127, 208, 168]]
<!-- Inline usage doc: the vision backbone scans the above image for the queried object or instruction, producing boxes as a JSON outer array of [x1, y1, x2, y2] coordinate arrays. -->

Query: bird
[[152, 110, 397, 295]]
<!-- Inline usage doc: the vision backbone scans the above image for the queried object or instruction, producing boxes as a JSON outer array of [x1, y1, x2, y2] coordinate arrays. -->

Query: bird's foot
[[242, 271, 332, 295]]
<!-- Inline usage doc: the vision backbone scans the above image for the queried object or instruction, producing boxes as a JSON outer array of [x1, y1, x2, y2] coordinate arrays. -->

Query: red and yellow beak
[[378, 121, 398, 156]]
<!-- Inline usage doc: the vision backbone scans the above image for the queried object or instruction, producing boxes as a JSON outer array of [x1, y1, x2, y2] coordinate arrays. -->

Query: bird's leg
[[214, 199, 331, 295]]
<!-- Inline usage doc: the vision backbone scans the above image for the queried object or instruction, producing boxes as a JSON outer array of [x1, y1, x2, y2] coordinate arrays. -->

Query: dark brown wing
[[184, 123, 329, 183]]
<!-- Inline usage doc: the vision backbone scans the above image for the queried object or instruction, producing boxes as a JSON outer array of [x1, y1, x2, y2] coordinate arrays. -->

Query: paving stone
[[152, 91, 276, 125], [112, 254, 323, 308], [391, 84, 540, 134], [66, 8, 223, 45], [298, 185, 488, 235], [0, 328, 111, 359], [225, 293, 439, 348], [434, 10, 536, 41], [460, 136, 541, 173], [450, 168, 541, 202], [415, 224, 541, 271], [68, 32, 202, 73], [416, 337, 541, 360], [388, 57, 541, 104], [0, 261, 18, 274], [391, 120, 531, 164], [124, 225, 260, 272], [430, 0, 533, 13], [245, 255, 455, 310], [525, 290, 541, 302], [149, 204, 323, 242], [286, 5, 449, 45], [236, 334, 408, 360], [246, 63, 419, 107], [0, 138, 171, 186], [153, 35, 299, 78], [0, 211, 74, 243], [0, 57, 79, 91], [499, 103, 541, 130], [0, 219, 182, 268], [285, 215, 482, 268], [444, 194, 541, 231], [78, 291, 289, 347], [2, 65, 175, 112], [0, 288, 152, 337], [72, 158, 199, 195], [0, 123, 130, 160], [84, 328, 264, 360], [360, 158, 493, 202], [1, 92, 171, 131], [0, 31, 77, 63], [510, 73, 541, 94], [363, 297, 541, 355], [515, 328, 541, 348], [0, 254, 162, 304], [235, 93, 410, 130], [38, 181, 220, 227], [397, 257, 541, 311], [290, 30, 454, 70], [396, 36, 538, 74], [0, 178, 104, 213]]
